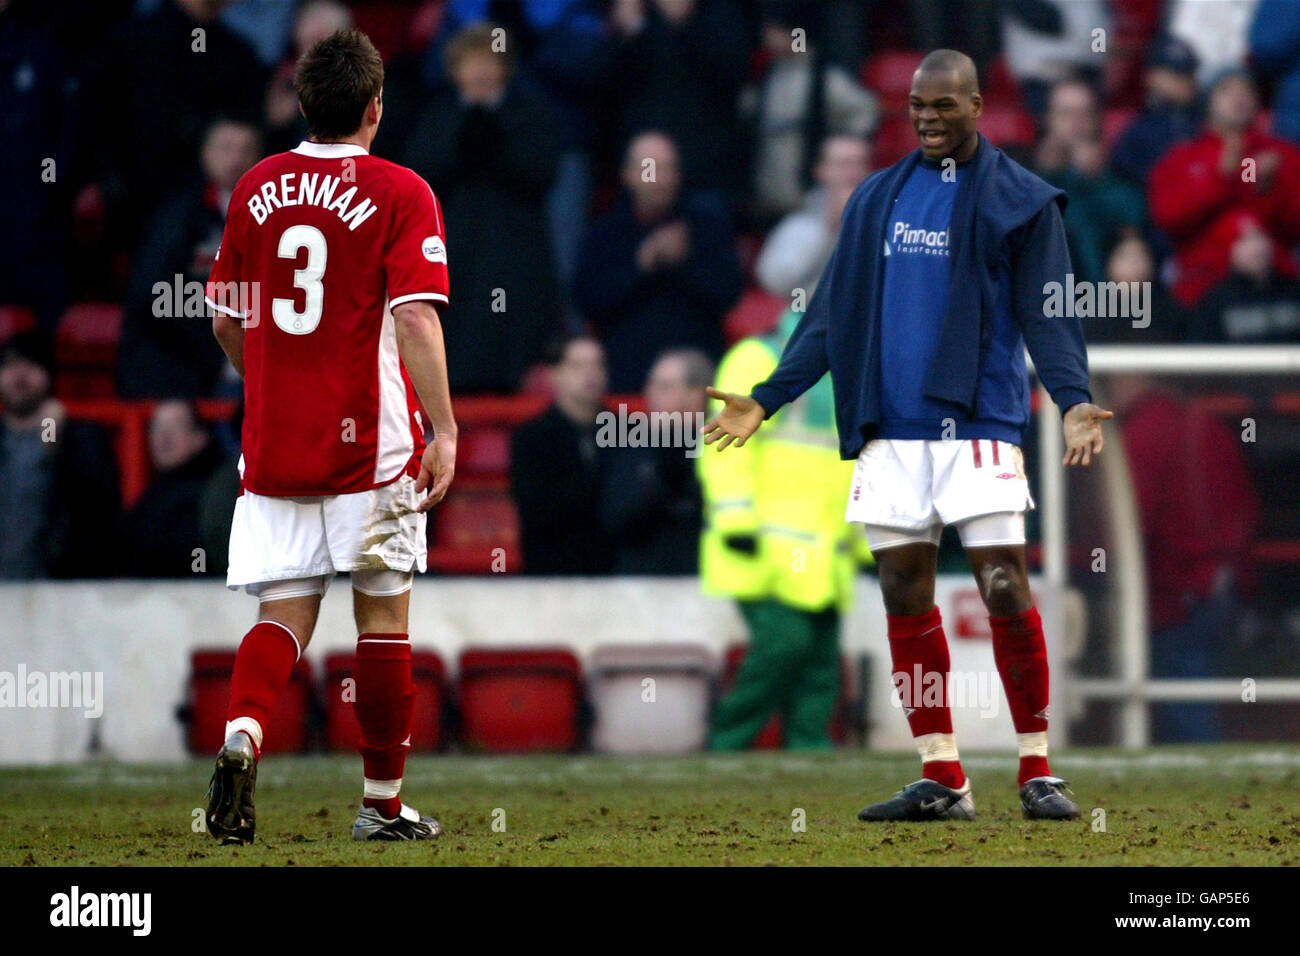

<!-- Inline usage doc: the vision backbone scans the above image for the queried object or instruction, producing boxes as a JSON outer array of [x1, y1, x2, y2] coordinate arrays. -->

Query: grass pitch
[[2, 748, 1298, 866]]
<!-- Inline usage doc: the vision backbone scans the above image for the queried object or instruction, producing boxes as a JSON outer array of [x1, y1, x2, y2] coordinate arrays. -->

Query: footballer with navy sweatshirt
[[703, 50, 1113, 822]]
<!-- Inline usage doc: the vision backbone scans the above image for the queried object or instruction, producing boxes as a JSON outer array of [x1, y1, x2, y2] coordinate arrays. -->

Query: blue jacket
[[750, 134, 1092, 460]]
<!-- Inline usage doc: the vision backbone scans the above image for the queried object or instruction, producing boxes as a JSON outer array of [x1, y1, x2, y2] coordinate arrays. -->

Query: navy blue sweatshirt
[[750, 134, 1092, 460]]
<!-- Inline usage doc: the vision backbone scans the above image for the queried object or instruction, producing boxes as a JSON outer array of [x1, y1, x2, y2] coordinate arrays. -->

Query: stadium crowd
[[0, 0, 1295, 588]]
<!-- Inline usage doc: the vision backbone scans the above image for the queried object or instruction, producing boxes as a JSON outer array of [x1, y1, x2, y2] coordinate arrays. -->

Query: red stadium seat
[[724, 287, 786, 345], [978, 106, 1037, 150], [0, 305, 36, 340], [872, 113, 919, 167], [55, 302, 123, 398], [323, 649, 446, 753], [457, 647, 583, 752], [861, 50, 926, 110], [456, 426, 511, 477], [428, 487, 521, 574], [183, 650, 315, 755]]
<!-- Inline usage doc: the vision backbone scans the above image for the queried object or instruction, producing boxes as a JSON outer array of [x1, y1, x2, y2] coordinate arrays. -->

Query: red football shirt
[[206, 141, 449, 496]]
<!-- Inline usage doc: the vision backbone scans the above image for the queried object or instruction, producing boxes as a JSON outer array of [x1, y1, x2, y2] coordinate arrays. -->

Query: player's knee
[[879, 567, 934, 617], [978, 559, 1029, 614]]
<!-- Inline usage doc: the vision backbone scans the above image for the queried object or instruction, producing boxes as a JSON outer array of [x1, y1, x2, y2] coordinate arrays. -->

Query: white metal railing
[[1033, 345, 1300, 747]]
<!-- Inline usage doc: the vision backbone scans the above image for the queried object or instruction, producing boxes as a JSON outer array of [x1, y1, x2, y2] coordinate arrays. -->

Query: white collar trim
[[292, 141, 369, 158]]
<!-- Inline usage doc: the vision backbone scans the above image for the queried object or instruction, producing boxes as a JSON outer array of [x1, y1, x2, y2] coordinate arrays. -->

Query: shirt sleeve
[[205, 197, 251, 321], [384, 174, 450, 313]]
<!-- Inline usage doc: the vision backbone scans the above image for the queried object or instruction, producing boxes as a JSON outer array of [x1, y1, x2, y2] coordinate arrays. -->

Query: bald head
[[910, 48, 983, 162], [915, 49, 979, 96]]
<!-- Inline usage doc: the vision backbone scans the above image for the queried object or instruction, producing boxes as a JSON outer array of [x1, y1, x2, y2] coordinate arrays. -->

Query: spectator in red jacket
[[1148, 68, 1300, 306]]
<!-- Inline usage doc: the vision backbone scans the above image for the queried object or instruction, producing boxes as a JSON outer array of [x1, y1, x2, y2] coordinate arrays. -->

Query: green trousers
[[710, 598, 841, 751]]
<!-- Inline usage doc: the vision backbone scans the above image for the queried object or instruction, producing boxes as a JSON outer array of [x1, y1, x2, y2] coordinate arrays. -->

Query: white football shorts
[[845, 438, 1034, 551], [227, 472, 427, 597]]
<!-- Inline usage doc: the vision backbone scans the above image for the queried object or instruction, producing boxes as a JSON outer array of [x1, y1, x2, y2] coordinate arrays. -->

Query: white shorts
[[227, 473, 427, 597], [845, 438, 1034, 550]]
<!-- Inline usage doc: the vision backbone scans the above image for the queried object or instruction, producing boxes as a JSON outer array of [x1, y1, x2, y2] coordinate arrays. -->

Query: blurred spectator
[[121, 400, 225, 577], [1109, 375, 1259, 742], [0, 2, 77, 328], [80, 0, 265, 248], [403, 22, 562, 393], [599, 348, 711, 574], [0, 333, 120, 579], [700, 310, 873, 750], [755, 133, 869, 299], [1001, 0, 1110, 117], [118, 118, 261, 399], [743, 0, 878, 223], [574, 130, 743, 392], [510, 336, 613, 575], [219, 0, 296, 67], [1149, 69, 1300, 306], [262, 0, 352, 155], [605, 0, 750, 198], [1249, 0, 1300, 145], [1167, 0, 1258, 88], [1188, 221, 1300, 343], [1082, 234, 1185, 343], [1110, 34, 1202, 189], [910, 0, 999, 77], [1034, 78, 1144, 284]]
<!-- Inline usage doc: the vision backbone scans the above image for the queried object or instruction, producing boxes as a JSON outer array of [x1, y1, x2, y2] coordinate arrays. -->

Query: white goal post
[[1034, 345, 1300, 747]]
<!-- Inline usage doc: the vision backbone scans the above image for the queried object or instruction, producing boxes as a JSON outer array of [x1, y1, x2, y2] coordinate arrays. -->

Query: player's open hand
[[701, 387, 767, 451], [415, 433, 456, 512], [1062, 402, 1114, 467]]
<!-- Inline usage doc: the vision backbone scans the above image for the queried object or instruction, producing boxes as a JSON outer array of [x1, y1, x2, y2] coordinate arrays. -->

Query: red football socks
[[887, 606, 965, 790], [226, 621, 301, 758], [355, 633, 414, 819], [990, 606, 1053, 785]]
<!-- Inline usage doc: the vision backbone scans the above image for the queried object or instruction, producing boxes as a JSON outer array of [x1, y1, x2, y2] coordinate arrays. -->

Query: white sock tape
[[915, 732, 960, 763]]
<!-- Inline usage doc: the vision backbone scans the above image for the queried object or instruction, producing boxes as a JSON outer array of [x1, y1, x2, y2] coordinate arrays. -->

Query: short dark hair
[[543, 333, 602, 367], [294, 29, 384, 141]]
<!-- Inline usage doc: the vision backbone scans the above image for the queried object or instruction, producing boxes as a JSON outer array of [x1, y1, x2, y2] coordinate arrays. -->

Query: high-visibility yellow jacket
[[698, 311, 874, 614]]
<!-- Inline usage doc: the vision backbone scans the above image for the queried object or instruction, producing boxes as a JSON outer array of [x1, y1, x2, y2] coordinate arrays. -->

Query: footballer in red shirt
[[203, 30, 456, 844]]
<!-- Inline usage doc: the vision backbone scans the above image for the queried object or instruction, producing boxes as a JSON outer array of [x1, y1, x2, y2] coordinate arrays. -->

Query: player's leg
[[858, 529, 975, 821], [960, 513, 1079, 819], [710, 599, 814, 750], [209, 577, 325, 845], [346, 570, 440, 840]]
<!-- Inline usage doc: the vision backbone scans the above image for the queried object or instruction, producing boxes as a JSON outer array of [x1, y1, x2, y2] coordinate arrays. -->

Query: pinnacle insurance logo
[[889, 220, 950, 257]]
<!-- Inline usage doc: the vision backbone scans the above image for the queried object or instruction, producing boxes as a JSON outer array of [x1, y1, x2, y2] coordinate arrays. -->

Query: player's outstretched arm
[[393, 300, 457, 511], [1062, 402, 1114, 467], [701, 387, 767, 451]]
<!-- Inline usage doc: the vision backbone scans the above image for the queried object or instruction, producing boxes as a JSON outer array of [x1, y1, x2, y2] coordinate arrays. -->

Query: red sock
[[226, 621, 300, 757], [990, 606, 1052, 785], [355, 633, 414, 819], [888, 607, 965, 789]]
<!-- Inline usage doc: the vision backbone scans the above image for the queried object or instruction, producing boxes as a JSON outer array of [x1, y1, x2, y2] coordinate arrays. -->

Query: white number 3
[[273, 224, 327, 334]]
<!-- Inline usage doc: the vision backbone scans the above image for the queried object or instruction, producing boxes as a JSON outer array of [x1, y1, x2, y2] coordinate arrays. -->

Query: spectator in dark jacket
[[1110, 34, 1202, 189], [600, 347, 712, 574], [118, 117, 261, 398], [574, 130, 742, 392], [80, 0, 265, 248], [604, 0, 750, 198], [403, 22, 563, 393], [0, 4, 77, 330], [261, 0, 352, 156], [121, 400, 225, 577], [0, 333, 120, 579], [1082, 234, 1186, 343], [1034, 78, 1145, 284], [1188, 220, 1300, 343], [510, 336, 613, 575], [1249, 0, 1300, 146]]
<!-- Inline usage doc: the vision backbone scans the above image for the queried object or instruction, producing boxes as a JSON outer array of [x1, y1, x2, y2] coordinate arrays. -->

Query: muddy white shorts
[[845, 438, 1034, 550], [227, 473, 427, 596]]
